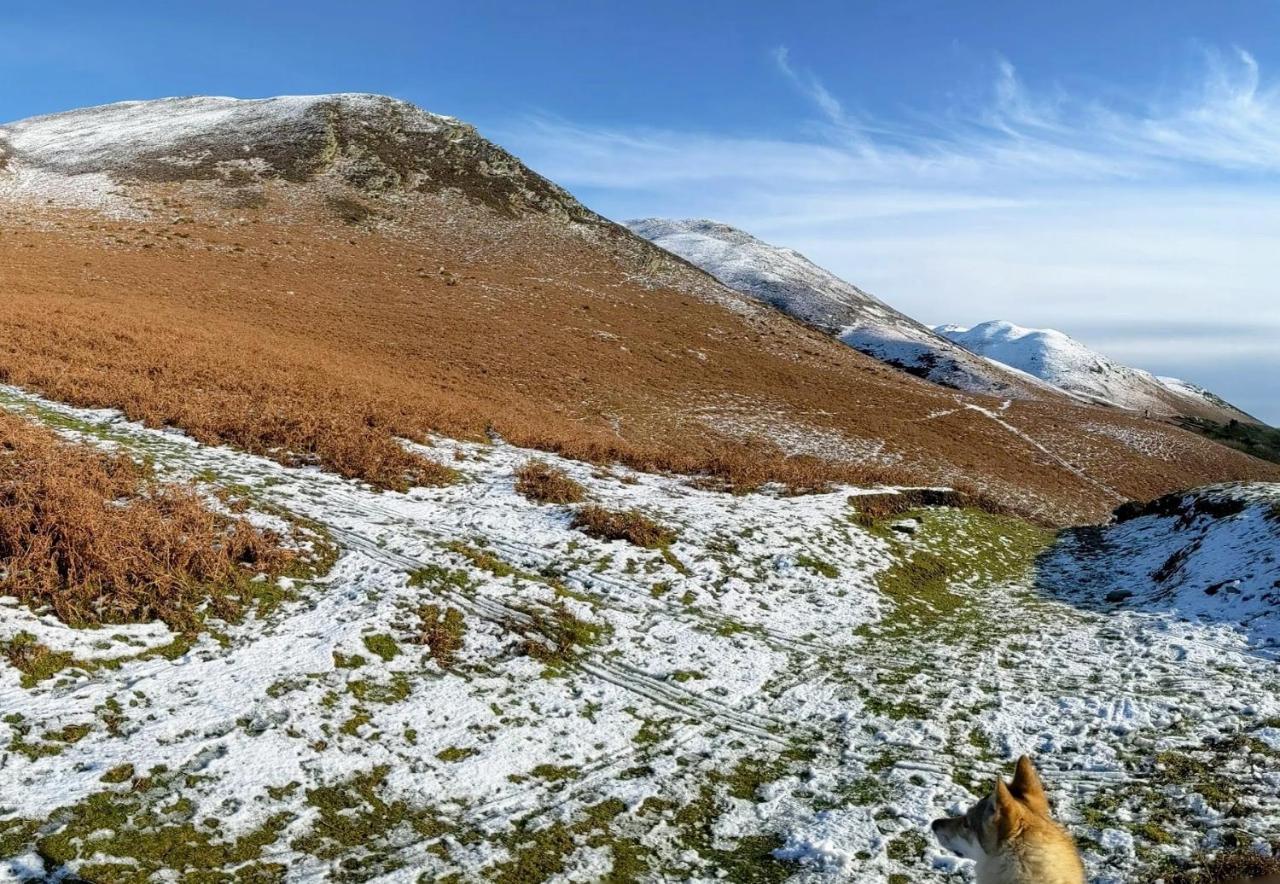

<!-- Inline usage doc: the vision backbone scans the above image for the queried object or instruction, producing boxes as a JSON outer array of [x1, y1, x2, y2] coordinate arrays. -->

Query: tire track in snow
[[327, 525, 796, 745]]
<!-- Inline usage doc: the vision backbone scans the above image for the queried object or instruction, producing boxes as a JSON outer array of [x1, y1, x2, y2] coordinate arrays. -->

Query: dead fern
[[0, 411, 297, 630]]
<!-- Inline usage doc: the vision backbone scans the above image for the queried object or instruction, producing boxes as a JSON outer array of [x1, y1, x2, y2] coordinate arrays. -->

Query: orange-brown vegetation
[[1160, 849, 1280, 884], [416, 604, 466, 668], [571, 505, 677, 548], [0, 187, 1274, 526], [514, 460, 587, 504], [848, 486, 1013, 526], [0, 409, 295, 630]]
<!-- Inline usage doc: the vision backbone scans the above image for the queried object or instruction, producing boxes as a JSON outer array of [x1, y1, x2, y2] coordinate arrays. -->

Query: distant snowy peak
[[627, 219, 1047, 399], [936, 320, 1256, 424], [1156, 375, 1251, 418], [933, 321, 1125, 389], [627, 218, 890, 324], [0, 94, 596, 222]]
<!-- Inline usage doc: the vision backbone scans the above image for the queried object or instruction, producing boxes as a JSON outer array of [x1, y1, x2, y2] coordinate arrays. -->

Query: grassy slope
[[1178, 416, 1280, 465]]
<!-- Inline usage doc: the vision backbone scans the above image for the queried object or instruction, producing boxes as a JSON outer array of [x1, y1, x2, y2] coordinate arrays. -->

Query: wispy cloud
[[508, 47, 1280, 195], [977, 47, 1280, 174], [494, 47, 1280, 422], [771, 46, 846, 126]]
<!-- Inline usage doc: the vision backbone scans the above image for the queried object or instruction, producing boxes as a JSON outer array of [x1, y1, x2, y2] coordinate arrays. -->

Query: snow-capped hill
[[1041, 483, 1280, 647], [0, 94, 391, 177], [0, 94, 595, 222], [628, 218, 891, 327], [933, 321, 1132, 399], [3, 98, 1275, 528], [935, 320, 1256, 425], [627, 219, 1047, 397], [1157, 375, 1252, 419]]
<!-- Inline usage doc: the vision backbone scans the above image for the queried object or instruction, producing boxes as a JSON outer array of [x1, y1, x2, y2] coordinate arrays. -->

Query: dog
[[931, 755, 1085, 884]]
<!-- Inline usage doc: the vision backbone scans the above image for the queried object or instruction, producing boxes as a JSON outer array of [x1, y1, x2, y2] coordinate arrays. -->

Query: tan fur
[[931, 755, 1085, 884]]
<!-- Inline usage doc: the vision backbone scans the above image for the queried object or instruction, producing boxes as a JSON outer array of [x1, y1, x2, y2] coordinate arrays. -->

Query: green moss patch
[[795, 553, 840, 579], [361, 633, 400, 662], [647, 748, 816, 881], [865, 508, 1054, 640], [20, 767, 291, 880], [291, 765, 454, 876], [2, 633, 78, 687], [886, 829, 929, 862], [348, 672, 412, 705], [488, 798, 647, 884]]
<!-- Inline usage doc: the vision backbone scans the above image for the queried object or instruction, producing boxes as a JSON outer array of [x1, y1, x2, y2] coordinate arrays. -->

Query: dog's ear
[[1010, 755, 1051, 816], [989, 778, 1023, 839]]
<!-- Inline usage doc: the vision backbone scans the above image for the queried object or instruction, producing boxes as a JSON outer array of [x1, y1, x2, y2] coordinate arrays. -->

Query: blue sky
[[3, 1, 1277, 422]]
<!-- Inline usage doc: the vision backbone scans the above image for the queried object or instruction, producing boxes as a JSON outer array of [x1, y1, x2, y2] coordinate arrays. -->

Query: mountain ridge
[[623, 217, 1255, 429], [627, 218, 1055, 399], [0, 93, 601, 224], [0, 94, 1275, 525], [935, 320, 1258, 425]]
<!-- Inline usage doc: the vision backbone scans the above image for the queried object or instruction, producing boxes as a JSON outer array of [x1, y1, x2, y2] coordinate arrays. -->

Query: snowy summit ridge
[[0, 94, 596, 222], [627, 219, 1048, 398], [935, 320, 1257, 424]]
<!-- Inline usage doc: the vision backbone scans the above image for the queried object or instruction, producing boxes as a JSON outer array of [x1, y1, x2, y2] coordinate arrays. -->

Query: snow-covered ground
[[1042, 484, 1280, 649], [0, 387, 1278, 882]]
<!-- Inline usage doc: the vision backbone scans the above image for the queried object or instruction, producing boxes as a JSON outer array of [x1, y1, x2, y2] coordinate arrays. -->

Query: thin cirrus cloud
[[771, 46, 848, 129], [497, 47, 1280, 423], [509, 47, 1280, 191]]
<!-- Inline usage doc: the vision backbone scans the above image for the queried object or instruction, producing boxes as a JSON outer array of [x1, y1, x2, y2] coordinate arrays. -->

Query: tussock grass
[[416, 604, 465, 668], [0, 411, 298, 631], [514, 460, 586, 504], [506, 600, 606, 668], [849, 486, 1015, 529], [1157, 849, 1280, 883], [571, 505, 676, 548]]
